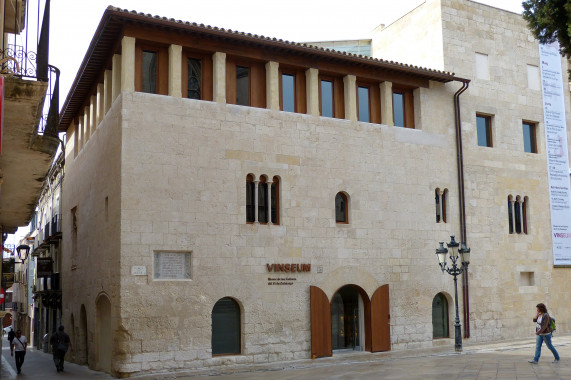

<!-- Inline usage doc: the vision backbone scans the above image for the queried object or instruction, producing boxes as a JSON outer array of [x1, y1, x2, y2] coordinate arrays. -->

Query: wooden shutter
[[310, 286, 332, 358], [371, 284, 391, 352]]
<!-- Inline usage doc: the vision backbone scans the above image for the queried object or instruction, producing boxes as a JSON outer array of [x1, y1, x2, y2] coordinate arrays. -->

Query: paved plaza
[[2, 335, 571, 379]]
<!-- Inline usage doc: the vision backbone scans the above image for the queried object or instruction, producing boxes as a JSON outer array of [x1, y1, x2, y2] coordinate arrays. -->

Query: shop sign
[[36, 258, 53, 277]]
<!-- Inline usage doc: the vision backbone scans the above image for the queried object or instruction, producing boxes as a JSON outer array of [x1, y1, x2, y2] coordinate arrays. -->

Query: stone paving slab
[[2, 335, 571, 379], [132, 335, 571, 380]]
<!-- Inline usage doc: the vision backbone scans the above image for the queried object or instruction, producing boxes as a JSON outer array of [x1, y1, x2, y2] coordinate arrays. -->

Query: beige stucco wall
[[371, 0, 445, 71], [375, 0, 571, 341], [63, 80, 465, 375], [62, 95, 123, 372], [59, 0, 571, 376]]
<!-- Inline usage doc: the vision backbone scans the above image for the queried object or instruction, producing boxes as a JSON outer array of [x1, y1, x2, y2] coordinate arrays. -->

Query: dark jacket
[[533, 313, 552, 335], [50, 331, 70, 349]]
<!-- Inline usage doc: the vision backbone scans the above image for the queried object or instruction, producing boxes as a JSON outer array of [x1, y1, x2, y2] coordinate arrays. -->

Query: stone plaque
[[154, 252, 191, 280], [131, 266, 146, 276]]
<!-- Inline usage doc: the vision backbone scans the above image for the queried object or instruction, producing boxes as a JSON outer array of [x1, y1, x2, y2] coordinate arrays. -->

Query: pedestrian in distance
[[7, 327, 15, 344], [10, 329, 27, 374], [50, 325, 73, 372], [529, 303, 560, 364]]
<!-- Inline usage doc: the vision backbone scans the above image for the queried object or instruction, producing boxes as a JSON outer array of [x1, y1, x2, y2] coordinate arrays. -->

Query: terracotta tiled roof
[[58, 6, 468, 132]]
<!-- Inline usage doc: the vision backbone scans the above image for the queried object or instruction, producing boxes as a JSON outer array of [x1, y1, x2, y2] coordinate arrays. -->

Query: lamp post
[[435, 236, 470, 352], [15, 245, 30, 263]]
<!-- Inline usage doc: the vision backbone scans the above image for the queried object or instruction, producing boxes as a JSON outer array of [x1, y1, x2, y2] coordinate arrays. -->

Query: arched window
[[271, 176, 280, 225], [246, 175, 255, 223], [515, 196, 522, 234], [335, 192, 348, 223], [508, 195, 528, 235], [212, 297, 241, 355], [523, 196, 528, 234], [432, 293, 449, 338], [435, 189, 447, 223], [258, 176, 268, 223]]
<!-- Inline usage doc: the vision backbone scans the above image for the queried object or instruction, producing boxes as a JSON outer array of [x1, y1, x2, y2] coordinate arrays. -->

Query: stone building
[[57, 0, 570, 377], [0, 0, 60, 347]]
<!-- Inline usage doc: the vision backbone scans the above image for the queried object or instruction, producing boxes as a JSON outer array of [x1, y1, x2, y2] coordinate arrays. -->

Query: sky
[[4, 0, 526, 251], [49, 0, 525, 107]]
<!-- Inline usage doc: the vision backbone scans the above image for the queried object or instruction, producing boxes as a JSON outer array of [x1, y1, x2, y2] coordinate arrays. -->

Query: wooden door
[[310, 286, 332, 358], [370, 284, 391, 352]]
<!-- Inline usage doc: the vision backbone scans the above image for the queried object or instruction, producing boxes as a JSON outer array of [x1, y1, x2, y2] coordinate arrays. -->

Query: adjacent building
[[0, 0, 60, 341], [56, 0, 570, 377]]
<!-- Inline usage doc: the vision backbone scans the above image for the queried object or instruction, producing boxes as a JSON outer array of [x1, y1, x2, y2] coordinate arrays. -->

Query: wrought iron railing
[[1, 0, 59, 137], [37, 65, 60, 136]]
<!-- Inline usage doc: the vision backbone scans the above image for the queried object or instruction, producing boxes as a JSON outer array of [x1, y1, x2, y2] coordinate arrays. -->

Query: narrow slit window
[[282, 74, 295, 112], [522, 121, 537, 153], [271, 176, 280, 225], [246, 175, 255, 223], [523, 197, 528, 234], [508, 197, 514, 234], [515, 198, 522, 234], [476, 114, 492, 147], [435, 190, 441, 223], [393, 92, 404, 127], [187, 58, 202, 100], [335, 193, 348, 223], [258, 177, 268, 224], [142, 50, 157, 94], [236, 66, 250, 106], [320, 80, 334, 118], [358, 86, 370, 122]]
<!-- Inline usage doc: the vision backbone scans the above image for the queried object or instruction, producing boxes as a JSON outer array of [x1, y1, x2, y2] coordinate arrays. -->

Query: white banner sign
[[539, 41, 571, 265]]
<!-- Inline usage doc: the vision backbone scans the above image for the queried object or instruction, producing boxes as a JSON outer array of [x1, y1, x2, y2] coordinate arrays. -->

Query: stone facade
[[58, 1, 570, 377], [374, 0, 571, 341]]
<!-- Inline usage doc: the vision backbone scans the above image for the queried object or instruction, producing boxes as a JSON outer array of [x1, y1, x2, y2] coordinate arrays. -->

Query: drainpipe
[[453, 79, 470, 338]]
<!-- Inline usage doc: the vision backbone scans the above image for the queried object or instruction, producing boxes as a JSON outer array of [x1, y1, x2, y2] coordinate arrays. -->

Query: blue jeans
[[534, 333, 560, 362]]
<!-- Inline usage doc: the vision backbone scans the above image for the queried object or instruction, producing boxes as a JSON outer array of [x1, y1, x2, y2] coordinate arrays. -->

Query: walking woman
[[529, 303, 560, 364]]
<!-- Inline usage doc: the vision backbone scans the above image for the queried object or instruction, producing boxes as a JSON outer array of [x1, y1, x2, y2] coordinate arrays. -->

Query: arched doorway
[[432, 293, 449, 338], [211, 297, 241, 355], [331, 285, 364, 351], [79, 305, 88, 365], [96, 295, 112, 373]]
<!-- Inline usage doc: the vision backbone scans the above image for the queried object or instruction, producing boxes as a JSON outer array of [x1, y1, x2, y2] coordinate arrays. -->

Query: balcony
[[49, 214, 61, 241], [0, 0, 60, 234]]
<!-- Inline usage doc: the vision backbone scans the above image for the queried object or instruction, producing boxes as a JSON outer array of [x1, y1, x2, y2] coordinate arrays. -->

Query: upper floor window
[[527, 64, 539, 90], [357, 86, 370, 122], [522, 121, 537, 153], [508, 195, 528, 234], [245, 174, 280, 225], [435, 188, 447, 223], [475, 52, 489, 80], [335, 192, 349, 224], [393, 88, 414, 128], [187, 58, 201, 100], [136, 43, 167, 95], [182, 52, 213, 101], [320, 79, 334, 118], [142, 50, 158, 94], [227, 60, 266, 108], [476, 114, 492, 147], [236, 65, 250, 106], [281, 73, 295, 112]]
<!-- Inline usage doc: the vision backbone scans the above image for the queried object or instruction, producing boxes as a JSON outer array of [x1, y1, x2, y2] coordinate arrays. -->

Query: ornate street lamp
[[15, 245, 31, 263], [435, 236, 470, 352]]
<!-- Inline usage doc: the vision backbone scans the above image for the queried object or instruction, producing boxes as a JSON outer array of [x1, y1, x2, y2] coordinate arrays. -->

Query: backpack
[[550, 317, 556, 332]]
